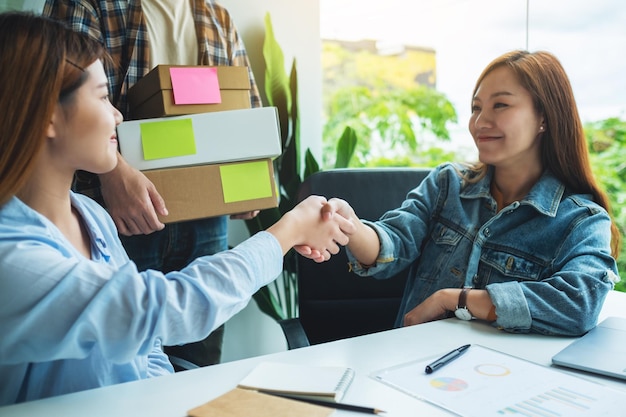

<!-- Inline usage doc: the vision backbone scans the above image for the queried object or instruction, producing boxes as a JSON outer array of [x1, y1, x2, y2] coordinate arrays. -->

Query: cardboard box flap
[[128, 65, 251, 111]]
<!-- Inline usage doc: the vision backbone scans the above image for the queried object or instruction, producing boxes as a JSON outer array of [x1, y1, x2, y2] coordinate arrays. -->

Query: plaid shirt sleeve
[[196, 0, 263, 109], [43, 0, 104, 43]]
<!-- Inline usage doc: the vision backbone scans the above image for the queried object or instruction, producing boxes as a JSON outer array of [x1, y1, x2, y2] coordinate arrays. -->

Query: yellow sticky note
[[140, 118, 196, 160], [220, 161, 273, 203]]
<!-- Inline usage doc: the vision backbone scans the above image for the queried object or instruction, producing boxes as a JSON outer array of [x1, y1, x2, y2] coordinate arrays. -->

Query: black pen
[[258, 390, 386, 414], [424, 344, 471, 374]]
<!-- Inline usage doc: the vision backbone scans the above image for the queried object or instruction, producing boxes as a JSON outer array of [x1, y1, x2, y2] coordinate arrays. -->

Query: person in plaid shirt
[[43, 0, 263, 370]]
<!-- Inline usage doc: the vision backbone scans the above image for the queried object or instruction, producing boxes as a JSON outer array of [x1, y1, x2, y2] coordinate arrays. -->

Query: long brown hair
[[0, 12, 107, 206], [465, 50, 620, 257]]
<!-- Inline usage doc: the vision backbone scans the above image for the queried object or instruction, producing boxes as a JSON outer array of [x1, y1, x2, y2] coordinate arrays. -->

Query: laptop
[[552, 316, 626, 380]]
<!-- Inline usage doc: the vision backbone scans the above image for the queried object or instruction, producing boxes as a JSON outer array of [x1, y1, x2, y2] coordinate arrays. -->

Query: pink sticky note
[[169, 67, 222, 105]]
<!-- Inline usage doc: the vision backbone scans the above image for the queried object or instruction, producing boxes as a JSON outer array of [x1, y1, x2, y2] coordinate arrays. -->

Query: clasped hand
[[292, 197, 356, 262]]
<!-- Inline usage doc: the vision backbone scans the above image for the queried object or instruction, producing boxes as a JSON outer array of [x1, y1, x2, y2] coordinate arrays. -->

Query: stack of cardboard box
[[117, 65, 281, 223]]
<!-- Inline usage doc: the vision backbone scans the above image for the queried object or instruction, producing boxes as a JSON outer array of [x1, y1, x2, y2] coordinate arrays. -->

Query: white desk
[[2, 291, 625, 417]]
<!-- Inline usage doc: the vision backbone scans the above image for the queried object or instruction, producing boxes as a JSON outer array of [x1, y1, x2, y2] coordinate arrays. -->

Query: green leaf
[[334, 126, 357, 168], [263, 13, 290, 146], [252, 285, 285, 322], [303, 149, 320, 179]]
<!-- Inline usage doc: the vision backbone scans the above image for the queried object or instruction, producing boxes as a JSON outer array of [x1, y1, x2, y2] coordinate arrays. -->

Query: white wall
[[219, 0, 322, 362]]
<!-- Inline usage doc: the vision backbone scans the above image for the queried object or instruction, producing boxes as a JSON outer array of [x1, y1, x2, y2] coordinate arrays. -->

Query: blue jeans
[[120, 216, 228, 369]]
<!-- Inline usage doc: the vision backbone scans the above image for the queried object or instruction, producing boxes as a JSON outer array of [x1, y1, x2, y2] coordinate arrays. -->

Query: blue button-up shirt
[[0, 192, 282, 405], [348, 163, 618, 335]]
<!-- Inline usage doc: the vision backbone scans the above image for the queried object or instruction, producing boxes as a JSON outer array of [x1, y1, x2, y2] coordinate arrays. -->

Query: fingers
[[230, 210, 260, 220], [335, 215, 356, 238], [112, 210, 164, 236], [403, 311, 418, 327], [403, 291, 451, 326], [321, 203, 333, 221], [107, 190, 165, 235], [295, 245, 329, 263], [111, 215, 132, 236], [101, 167, 165, 235], [148, 184, 168, 217], [130, 205, 164, 235], [308, 248, 331, 263], [294, 245, 312, 256]]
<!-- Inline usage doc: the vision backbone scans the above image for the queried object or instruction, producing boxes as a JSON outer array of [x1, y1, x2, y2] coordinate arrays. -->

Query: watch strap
[[457, 287, 470, 310]]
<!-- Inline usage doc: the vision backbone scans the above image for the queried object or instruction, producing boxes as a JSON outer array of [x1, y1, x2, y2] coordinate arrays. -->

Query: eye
[[471, 104, 481, 113], [494, 102, 508, 109]]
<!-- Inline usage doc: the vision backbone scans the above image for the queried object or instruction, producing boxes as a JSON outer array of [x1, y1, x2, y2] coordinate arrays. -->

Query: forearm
[[98, 152, 129, 187], [465, 289, 497, 321], [440, 288, 496, 321], [403, 287, 496, 327], [346, 221, 382, 267], [266, 211, 305, 255]]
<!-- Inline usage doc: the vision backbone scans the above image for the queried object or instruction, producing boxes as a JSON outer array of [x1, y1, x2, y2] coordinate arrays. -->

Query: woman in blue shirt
[[0, 12, 354, 405], [315, 50, 620, 336]]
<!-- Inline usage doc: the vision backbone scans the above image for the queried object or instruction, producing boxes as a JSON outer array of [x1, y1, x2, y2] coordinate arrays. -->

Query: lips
[[476, 134, 502, 142]]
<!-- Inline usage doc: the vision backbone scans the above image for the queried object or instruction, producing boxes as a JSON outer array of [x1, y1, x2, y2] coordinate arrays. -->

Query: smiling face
[[49, 60, 123, 175], [469, 65, 544, 172]]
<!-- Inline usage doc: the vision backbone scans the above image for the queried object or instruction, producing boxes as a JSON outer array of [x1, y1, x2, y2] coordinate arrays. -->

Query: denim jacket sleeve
[[345, 165, 445, 277]]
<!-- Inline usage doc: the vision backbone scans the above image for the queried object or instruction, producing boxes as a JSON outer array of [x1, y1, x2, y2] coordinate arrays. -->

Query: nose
[[471, 108, 493, 130], [113, 107, 123, 125]]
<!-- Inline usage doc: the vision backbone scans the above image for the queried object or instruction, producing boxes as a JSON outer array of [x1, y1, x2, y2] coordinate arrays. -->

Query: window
[[321, 0, 626, 163]]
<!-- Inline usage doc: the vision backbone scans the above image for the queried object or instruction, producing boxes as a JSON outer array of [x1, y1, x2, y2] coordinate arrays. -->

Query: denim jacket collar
[[459, 166, 565, 218]]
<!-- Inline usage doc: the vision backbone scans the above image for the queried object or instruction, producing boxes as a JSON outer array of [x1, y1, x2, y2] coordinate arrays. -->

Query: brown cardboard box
[[128, 65, 251, 120], [143, 158, 278, 223]]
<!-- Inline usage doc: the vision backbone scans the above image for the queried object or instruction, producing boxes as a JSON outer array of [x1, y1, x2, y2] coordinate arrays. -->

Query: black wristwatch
[[454, 288, 474, 321]]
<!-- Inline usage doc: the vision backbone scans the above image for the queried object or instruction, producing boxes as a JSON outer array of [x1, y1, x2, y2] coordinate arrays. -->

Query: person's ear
[[538, 116, 546, 134], [47, 106, 61, 139]]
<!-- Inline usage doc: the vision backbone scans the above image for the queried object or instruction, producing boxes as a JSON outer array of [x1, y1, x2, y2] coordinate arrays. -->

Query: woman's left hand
[[403, 289, 457, 326]]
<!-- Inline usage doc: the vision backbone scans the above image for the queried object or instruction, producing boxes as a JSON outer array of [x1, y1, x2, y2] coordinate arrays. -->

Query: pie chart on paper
[[429, 377, 469, 391]]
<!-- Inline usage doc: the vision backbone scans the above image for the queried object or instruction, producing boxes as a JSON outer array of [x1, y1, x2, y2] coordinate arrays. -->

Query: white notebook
[[237, 362, 355, 402]]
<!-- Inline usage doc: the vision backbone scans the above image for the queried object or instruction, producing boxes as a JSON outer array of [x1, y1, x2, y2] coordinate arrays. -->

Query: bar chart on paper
[[497, 386, 605, 416], [371, 345, 625, 416]]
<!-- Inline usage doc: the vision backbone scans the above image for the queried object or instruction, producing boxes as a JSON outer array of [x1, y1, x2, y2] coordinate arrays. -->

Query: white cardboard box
[[117, 107, 282, 171]]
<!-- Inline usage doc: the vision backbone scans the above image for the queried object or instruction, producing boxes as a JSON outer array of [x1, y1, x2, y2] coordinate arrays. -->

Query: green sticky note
[[140, 118, 196, 160], [220, 161, 273, 203]]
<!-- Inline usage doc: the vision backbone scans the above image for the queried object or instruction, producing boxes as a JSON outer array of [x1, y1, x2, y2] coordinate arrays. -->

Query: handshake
[[266, 195, 359, 263]]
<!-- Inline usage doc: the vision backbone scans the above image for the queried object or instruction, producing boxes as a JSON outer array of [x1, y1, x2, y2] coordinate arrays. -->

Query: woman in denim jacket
[[319, 50, 620, 336]]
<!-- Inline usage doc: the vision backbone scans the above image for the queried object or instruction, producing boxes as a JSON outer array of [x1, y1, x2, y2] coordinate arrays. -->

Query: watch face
[[455, 308, 473, 321]]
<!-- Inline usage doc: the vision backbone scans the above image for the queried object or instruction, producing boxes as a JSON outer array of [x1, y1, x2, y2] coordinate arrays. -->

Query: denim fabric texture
[[120, 216, 228, 273], [347, 163, 618, 336]]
